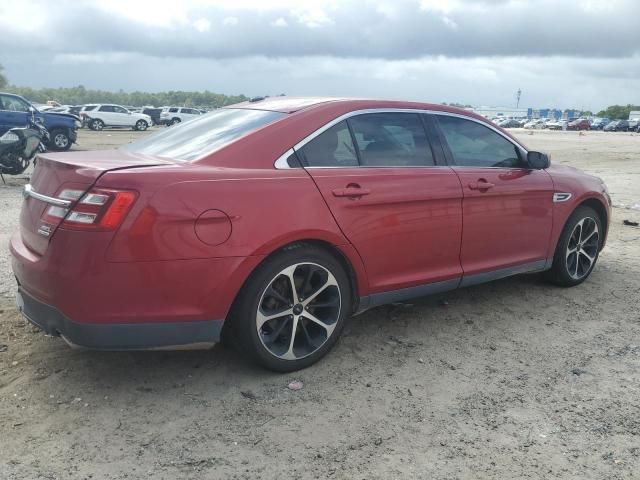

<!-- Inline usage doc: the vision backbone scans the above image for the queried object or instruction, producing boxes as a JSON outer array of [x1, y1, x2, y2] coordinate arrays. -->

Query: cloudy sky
[[1, 0, 639, 110]]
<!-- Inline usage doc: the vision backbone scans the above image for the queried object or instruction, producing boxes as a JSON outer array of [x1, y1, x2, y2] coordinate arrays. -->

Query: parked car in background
[[11, 97, 611, 371], [499, 119, 522, 128], [546, 119, 568, 131], [48, 105, 83, 117], [80, 104, 152, 131], [627, 119, 639, 131], [603, 120, 629, 131], [0, 92, 79, 151], [142, 108, 162, 126], [589, 118, 610, 130], [160, 107, 203, 125], [524, 119, 547, 129], [567, 119, 590, 131]]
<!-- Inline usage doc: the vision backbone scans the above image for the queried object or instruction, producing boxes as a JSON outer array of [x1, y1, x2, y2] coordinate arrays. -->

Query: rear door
[[431, 114, 554, 282], [297, 112, 463, 296], [97, 105, 116, 125]]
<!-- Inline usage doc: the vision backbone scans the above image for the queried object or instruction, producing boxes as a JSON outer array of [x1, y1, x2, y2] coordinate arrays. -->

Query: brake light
[[42, 188, 137, 231]]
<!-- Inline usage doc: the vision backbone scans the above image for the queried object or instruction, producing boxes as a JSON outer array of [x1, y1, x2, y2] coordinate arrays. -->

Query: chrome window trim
[[274, 108, 528, 169], [274, 148, 295, 169], [22, 184, 73, 208]]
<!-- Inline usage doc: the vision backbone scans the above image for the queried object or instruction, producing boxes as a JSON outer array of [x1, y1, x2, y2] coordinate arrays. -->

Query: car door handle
[[332, 187, 371, 198], [468, 180, 495, 191]]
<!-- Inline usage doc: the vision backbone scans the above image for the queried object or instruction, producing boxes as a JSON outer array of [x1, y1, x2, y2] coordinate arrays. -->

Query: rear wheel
[[89, 119, 104, 131], [229, 245, 351, 372], [545, 206, 602, 286]]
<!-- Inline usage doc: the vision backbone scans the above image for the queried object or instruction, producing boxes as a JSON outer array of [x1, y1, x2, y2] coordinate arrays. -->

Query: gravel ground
[[1, 128, 639, 479]]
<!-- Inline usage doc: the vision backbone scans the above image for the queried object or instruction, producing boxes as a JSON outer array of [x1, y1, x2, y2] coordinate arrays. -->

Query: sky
[[1, 0, 639, 110]]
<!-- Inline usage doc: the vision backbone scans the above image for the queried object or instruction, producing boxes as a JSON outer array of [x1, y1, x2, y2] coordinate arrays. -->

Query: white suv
[[160, 107, 202, 126], [81, 104, 152, 131]]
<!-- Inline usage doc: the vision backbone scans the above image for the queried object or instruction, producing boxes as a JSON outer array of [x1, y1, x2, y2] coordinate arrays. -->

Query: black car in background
[[603, 120, 629, 131], [142, 108, 162, 126]]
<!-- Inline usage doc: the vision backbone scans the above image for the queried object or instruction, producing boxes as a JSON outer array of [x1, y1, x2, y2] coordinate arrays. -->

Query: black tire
[[48, 128, 72, 151], [170, 117, 181, 126], [544, 206, 603, 287], [228, 244, 352, 372], [89, 119, 104, 131], [135, 120, 148, 131]]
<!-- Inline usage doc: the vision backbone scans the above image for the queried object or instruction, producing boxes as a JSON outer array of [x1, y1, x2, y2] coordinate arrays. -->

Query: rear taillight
[[42, 188, 137, 231]]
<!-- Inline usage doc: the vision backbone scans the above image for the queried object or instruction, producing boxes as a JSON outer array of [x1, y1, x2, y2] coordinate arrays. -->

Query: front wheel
[[135, 120, 148, 131], [48, 129, 72, 151], [545, 206, 602, 287], [228, 245, 351, 372]]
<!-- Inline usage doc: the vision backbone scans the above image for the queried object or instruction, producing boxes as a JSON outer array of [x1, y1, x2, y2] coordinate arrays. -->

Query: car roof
[[227, 96, 487, 119]]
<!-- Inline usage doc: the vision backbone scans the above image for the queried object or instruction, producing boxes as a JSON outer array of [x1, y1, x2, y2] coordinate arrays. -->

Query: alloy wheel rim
[[566, 217, 599, 280], [256, 262, 341, 361], [54, 133, 68, 148]]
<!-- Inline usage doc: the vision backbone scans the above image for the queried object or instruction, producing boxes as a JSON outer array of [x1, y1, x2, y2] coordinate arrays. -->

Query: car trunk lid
[[20, 150, 172, 255]]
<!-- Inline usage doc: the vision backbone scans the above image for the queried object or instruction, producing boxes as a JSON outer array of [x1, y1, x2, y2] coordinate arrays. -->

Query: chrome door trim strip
[[22, 184, 72, 208], [275, 108, 529, 169]]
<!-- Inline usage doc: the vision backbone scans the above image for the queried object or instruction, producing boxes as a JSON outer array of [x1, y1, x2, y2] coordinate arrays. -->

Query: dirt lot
[[1, 128, 639, 479]]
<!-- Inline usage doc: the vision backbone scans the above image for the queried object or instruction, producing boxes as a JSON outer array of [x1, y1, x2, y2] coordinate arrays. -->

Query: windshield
[[122, 108, 286, 161]]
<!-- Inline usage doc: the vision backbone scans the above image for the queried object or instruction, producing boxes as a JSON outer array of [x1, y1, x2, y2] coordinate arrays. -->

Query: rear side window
[[99, 105, 114, 112], [297, 121, 358, 167], [436, 115, 523, 168], [348, 113, 434, 167], [122, 108, 286, 161]]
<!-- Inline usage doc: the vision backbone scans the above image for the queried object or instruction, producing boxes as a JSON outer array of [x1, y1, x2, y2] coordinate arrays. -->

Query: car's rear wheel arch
[[221, 239, 360, 344]]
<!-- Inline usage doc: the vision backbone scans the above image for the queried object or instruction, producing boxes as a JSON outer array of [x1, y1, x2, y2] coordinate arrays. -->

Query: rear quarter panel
[[99, 165, 370, 299]]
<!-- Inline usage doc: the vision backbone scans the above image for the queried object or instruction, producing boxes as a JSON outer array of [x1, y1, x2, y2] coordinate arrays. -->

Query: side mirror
[[527, 151, 550, 170], [28, 106, 36, 113]]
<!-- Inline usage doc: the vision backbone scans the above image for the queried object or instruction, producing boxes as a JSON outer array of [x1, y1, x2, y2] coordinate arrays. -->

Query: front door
[[0, 94, 30, 135], [432, 114, 554, 281], [297, 112, 464, 296]]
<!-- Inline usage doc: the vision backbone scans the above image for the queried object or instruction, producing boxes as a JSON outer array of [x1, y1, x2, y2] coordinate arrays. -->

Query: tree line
[[2, 84, 248, 109], [596, 105, 640, 120]]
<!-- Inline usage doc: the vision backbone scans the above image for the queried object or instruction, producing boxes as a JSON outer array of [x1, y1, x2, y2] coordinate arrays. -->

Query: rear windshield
[[122, 108, 286, 161]]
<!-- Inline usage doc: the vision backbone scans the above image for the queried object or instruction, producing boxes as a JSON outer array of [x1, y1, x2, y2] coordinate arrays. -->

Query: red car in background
[[11, 97, 611, 371], [567, 119, 591, 131]]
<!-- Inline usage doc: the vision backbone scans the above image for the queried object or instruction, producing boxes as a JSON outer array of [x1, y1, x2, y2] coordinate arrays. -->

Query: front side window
[[297, 121, 358, 167], [113, 106, 128, 114], [122, 108, 286, 161], [83, 105, 97, 112], [348, 113, 434, 167], [0, 95, 30, 112], [436, 115, 523, 168], [169, 107, 179, 113]]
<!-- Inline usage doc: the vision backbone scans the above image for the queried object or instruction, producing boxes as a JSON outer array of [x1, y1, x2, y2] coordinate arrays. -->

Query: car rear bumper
[[10, 228, 264, 350], [16, 286, 223, 350]]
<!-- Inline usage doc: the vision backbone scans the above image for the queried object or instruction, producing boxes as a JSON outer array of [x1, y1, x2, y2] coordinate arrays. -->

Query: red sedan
[[11, 97, 611, 371]]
